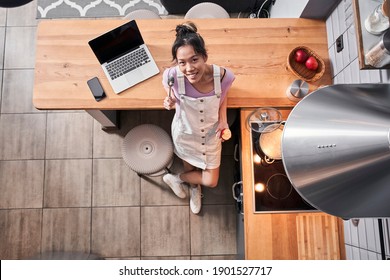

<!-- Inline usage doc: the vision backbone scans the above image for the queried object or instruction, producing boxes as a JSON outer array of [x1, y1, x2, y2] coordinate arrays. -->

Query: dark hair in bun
[[171, 21, 207, 61], [175, 22, 198, 37]]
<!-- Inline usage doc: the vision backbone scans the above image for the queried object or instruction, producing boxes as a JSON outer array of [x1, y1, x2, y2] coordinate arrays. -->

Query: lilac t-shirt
[[162, 65, 235, 112]]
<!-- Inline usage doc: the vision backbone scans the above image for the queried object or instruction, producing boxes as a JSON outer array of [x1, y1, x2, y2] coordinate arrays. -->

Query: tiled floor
[[0, 1, 239, 260]]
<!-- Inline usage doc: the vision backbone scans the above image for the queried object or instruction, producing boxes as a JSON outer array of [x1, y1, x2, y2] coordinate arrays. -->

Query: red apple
[[305, 56, 319, 70], [294, 49, 308, 63]]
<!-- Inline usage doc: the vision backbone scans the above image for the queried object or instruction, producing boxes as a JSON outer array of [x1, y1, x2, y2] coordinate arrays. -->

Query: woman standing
[[162, 22, 235, 214]]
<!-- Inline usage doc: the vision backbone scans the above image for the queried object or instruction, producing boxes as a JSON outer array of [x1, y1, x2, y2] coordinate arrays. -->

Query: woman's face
[[176, 45, 207, 84]]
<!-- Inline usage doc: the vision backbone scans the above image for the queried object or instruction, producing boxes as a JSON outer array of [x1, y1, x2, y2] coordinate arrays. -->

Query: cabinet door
[[296, 214, 344, 260]]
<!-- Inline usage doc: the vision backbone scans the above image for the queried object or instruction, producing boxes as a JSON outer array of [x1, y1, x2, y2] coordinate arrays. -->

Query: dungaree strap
[[213, 65, 221, 98]]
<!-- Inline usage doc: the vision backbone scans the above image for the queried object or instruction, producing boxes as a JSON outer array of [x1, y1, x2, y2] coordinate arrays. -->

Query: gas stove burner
[[266, 173, 293, 200]]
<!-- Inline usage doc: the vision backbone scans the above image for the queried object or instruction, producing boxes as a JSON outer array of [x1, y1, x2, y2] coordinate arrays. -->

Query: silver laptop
[[88, 20, 160, 94]]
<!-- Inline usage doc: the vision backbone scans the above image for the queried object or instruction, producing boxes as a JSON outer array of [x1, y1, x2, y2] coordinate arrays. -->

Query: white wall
[[270, 0, 309, 18], [327, 0, 390, 260]]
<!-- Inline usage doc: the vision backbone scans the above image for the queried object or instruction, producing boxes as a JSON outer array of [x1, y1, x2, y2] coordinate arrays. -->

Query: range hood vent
[[282, 84, 390, 219]]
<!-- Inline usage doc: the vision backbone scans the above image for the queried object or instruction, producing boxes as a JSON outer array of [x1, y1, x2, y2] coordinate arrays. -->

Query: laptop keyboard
[[105, 48, 150, 80]]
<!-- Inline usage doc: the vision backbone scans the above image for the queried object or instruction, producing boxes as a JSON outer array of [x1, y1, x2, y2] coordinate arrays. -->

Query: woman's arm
[[216, 94, 229, 137], [216, 66, 234, 139]]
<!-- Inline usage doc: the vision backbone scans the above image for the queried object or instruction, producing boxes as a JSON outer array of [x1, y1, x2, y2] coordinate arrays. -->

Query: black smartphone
[[87, 77, 106, 101]]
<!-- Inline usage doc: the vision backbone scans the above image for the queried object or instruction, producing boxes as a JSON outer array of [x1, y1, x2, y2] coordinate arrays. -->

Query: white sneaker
[[163, 173, 186, 199], [190, 184, 202, 214]]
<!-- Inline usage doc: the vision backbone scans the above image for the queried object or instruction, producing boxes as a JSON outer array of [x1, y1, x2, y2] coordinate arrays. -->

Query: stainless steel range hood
[[282, 84, 390, 219]]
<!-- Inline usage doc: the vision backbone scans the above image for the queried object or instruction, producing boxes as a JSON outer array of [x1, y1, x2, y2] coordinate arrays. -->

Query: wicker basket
[[287, 46, 325, 82]]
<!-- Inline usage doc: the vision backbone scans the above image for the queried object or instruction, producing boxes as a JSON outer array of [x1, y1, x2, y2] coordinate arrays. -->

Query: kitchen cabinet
[[240, 109, 346, 260], [242, 212, 344, 260]]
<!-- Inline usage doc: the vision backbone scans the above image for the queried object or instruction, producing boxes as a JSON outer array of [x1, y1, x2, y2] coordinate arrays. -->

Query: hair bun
[[175, 21, 198, 37]]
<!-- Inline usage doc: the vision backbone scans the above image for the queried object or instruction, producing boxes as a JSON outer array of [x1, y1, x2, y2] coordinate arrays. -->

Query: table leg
[[86, 109, 119, 130]]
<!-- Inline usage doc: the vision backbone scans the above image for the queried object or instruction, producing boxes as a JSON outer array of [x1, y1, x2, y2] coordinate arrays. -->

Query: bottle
[[365, 29, 390, 67], [365, 0, 390, 35]]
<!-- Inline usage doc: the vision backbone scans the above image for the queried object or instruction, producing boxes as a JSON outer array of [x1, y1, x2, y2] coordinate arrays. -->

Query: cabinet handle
[[234, 143, 239, 162], [232, 181, 243, 202]]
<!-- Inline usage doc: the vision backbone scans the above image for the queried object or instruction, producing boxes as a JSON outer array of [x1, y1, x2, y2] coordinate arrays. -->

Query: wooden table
[[33, 18, 331, 128]]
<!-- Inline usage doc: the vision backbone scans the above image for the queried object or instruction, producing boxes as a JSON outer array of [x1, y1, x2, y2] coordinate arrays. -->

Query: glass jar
[[365, 29, 390, 67], [365, 1, 390, 35]]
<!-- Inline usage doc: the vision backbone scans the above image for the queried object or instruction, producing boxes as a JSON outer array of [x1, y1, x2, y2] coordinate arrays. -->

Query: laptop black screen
[[88, 20, 144, 64]]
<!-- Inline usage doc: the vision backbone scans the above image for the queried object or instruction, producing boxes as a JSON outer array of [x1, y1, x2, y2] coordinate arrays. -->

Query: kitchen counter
[[240, 109, 346, 260]]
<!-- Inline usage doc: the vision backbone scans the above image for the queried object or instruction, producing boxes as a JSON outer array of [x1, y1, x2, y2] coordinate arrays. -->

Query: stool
[[122, 124, 173, 176], [123, 9, 161, 20], [184, 2, 230, 19]]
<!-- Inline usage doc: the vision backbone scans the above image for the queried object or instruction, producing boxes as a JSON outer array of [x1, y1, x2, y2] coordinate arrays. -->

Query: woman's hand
[[216, 122, 230, 141], [163, 96, 176, 110]]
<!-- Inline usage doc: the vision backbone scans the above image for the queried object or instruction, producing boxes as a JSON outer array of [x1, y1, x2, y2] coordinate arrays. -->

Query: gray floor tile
[[191, 255, 237, 260], [0, 209, 42, 259], [0, 160, 44, 209], [0, 113, 46, 160], [92, 158, 140, 207], [0, 8, 6, 26], [1, 69, 38, 113], [0, 70, 3, 111], [41, 208, 91, 254], [92, 110, 142, 158], [91, 207, 140, 258], [0, 28, 4, 68], [190, 204, 237, 256], [44, 159, 92, 207], [139, 109, 174, 134], [31, 251, 104, 260], [141, 206, 190, 257], [93, 120, 124, 158], [4, 26, 36, 69], [46, 112, 93, 159], [142, 256, 190, 260], [106, 257, 140, 260], [203, 155, 236, 205], [6, 0, 38, 27]]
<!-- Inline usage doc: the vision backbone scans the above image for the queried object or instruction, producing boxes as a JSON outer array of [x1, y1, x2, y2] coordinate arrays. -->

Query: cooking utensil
[[246, 107, 282, 133], [259, 123, 284, 164], [168, 74, 174, 98]]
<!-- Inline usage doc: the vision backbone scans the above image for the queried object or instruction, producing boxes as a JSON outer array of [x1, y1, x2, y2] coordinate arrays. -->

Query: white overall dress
[[172, 65, 222, 170]]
